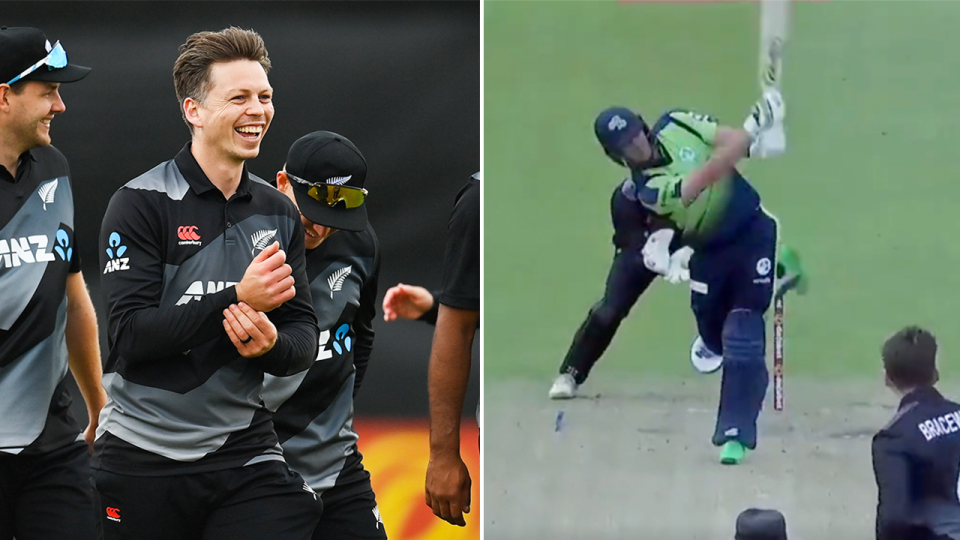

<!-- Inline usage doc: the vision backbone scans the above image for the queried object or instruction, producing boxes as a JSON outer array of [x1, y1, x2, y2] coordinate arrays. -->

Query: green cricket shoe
[[719, 440, 748, 465], [775, 244, 808, 298]]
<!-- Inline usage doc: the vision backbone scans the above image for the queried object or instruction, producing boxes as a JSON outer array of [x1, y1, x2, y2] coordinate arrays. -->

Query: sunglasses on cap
[[287, 172, 368, 209], [5, 41, 68, 86]]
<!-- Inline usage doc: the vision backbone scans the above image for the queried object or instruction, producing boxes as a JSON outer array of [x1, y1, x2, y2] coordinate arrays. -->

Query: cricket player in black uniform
[[93, 28, 321, 540], [873, 326, 960, 540], [0, 27, 106, 540], [548, 179, 683, 399], [424, 172, 480, 527], [263, 131, 386, 539]]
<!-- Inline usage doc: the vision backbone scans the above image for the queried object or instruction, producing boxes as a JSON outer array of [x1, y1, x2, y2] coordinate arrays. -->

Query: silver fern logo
[[250, 229, 278, 256], [38, 179, 58, 210], [327, 265, 352, 298], [326, 175, 351, 186]]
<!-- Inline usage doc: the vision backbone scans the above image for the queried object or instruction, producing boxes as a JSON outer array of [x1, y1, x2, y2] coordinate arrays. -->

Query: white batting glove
[[749, 122, 787, 159], [642, 228, 674, 276], [665, 246, 694, 284], [743, 88, 786, 138]]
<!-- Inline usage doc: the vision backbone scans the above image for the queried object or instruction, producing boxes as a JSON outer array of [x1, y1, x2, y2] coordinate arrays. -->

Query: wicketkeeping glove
[[641, 228, 674, 276], [665, 246, 694, 284]]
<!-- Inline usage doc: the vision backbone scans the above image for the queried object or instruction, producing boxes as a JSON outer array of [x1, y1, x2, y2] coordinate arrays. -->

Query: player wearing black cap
[[0, 26, 105, 540], [873, 326, 960, 540], [264, 131, 386, 540]]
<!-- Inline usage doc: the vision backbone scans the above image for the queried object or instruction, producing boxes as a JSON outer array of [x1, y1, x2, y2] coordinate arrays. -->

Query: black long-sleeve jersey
[[873, 386, 960, 540], [262, 223, 380, 503], [92, 143, 319, 476]]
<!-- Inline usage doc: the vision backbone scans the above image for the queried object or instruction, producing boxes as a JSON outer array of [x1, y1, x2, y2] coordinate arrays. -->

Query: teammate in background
[[383, 283, 438, 323], [94, 27, 321, 539], [264, 131, 387, 540], [381, 174, 480, 527], [428, 173, 480, 527], [873, 326, 960, 540], [383, 284, 483, 329], [0, 27, 105, 540], [591, 91, 787, 465]]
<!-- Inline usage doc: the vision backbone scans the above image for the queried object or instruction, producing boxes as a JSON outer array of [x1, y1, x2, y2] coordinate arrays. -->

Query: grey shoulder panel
[[249, 173, 273, 187], [125, 160, 190, 201]]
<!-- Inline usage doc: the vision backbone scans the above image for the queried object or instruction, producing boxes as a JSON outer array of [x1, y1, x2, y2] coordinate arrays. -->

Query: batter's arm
[[680, 126, 751, 206]]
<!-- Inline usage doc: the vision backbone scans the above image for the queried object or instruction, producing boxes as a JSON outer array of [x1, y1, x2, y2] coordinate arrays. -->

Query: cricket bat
[[761, 0, 790, 411], [759, 0, 790, 92]]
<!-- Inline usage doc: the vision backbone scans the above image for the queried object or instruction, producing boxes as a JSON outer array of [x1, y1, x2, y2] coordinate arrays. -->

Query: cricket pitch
[[483, 374, 952, 540]]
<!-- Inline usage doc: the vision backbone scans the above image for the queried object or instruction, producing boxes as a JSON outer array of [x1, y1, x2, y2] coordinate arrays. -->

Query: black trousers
[[92, 460, 323, 540], [559, 247, 658, 384], [0, 441, 97, 540], [313, 482, 387, 540]]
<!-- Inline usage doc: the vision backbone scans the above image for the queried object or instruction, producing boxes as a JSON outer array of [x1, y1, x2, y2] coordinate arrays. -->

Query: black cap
[[735, 508, 787, 540], [285, 131, 368, 232], [0, 27, 90, 85]]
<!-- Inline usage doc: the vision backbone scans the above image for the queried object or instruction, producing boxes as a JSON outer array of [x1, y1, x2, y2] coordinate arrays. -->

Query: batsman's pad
[[735, 508, 788, 540], [722, 309, 765, 367]]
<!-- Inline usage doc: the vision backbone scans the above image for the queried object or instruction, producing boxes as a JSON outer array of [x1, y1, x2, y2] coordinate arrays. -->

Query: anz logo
[[53, 229, 73, 261], [0, 231, 69, 269], [103, 232, 130, 274], [176, 280, 239, 305], [316, 323, 352, 361]]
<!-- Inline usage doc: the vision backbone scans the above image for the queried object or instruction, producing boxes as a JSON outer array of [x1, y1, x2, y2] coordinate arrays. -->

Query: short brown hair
[[172, 27, 271, 129], [882, 325, 938, 388], [8, 80, 27, 95]]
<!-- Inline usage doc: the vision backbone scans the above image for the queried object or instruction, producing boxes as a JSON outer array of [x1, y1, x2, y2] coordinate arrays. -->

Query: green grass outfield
[[485, 0, 960, 383]]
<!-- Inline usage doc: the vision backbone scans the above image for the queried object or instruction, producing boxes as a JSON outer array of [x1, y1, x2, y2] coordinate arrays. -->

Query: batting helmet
[[593, 106, 648, 166], [734, 508, 788, 540]]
